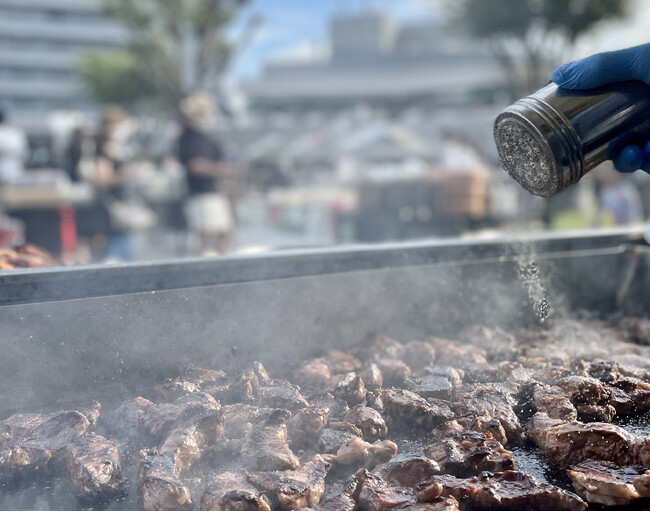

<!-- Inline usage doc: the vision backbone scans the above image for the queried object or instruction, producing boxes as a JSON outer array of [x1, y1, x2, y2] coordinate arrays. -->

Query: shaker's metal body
[[494, 81, 650, 197]]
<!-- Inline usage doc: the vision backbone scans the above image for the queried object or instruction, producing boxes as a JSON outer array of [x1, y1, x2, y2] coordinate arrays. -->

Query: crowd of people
[[0, 92, 241, 262]]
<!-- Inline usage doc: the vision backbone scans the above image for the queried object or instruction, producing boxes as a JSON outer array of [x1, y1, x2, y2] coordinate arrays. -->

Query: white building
[[244, 12, 507, 114], [0, 0, 126, 134]]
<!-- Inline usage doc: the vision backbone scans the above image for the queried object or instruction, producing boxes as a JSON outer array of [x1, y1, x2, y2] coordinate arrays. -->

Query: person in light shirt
[[0, 110, 27, 183]]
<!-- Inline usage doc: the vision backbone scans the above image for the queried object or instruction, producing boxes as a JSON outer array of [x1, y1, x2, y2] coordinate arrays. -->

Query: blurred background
[[0, 0, 648, 265]]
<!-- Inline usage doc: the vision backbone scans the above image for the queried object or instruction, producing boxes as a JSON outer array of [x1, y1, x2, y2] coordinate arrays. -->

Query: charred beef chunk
[[103, 397, 154, 441], [354, 468, 418, 510], [424, 431, 515, 477], [334, 437, 398, 468], [400, 340, 437, 372], [241, 409, 299, 471], [247, 455, 331, 510], [382, 388, 453, 430], [432, 415, 508, 445], [575, 403, 616, 422], [160, 410, 224, 475], [287, 406, 329, 449], [307, 393, 349, 422], [532, 383, 577, 421], [418, 471, 587, 510], [428, 337, 488, 368], [454, 384, 524, 442], [257, 379, 309, 411], [64, 433, 125, 496], [318, 424, 363, 455], [315, 475, 358, 511], [141, 392, 220, 441], [415, 366, 464, 389], [155, 367, 228, 402], [353, 334, 404, 362], [405, 375, 453, 400], [526, 412, 641, 468], [0, 404, 100, 474], [402, 496, 460, 511], [567, 460, 650, 506], [557, 375, 612, 405], [343, 405, 388, 439], [324, 349, 363, 374], [201, 471, 271, 511], [334, 374, 367, 405], [373, 456, 441, 487], [137, 449, 192, 511], [374, 358, 412, 386], [359, 363, 384, 391], [291, 358, 331, 390]]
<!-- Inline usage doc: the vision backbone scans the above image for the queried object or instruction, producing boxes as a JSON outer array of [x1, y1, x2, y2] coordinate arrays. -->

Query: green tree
[[448, 0, 629, 97], [78, 0, 254, 109]]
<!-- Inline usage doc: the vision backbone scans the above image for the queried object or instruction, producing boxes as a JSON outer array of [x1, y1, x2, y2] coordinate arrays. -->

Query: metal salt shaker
[[493, 81, 650, 197]]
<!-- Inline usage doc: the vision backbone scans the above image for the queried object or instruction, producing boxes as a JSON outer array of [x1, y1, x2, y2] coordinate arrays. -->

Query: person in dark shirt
[[177, 92, 235, 254]]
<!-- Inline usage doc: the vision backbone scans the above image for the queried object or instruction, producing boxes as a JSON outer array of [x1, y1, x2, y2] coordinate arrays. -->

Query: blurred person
[[0, 110, 27, 183], [64, 127, 85, 182], [593, 162, 643, 227], [91, 106, 138, 261], [177, 92, 235, 255]]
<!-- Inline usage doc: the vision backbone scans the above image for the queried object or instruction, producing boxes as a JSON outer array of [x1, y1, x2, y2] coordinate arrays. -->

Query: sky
[[226, 0, 650, 83], [227, 0, 441, 81]]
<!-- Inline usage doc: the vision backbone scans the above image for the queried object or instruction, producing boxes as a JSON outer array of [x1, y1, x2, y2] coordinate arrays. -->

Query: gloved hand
[[551, 43, 650, 174]]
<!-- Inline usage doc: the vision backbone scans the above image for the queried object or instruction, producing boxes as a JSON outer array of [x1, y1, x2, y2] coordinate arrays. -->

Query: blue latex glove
[[551, 43, 650, 174]]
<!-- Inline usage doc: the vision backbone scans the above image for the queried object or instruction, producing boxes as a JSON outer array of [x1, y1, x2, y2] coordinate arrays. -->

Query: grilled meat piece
[[567, 460, 650, 506], [400, 340, 437, 371], [160, 411, 224, 475], [575, 403, 616, 422], [137, 449, 192, 511], [359, 363, 384, 391], [405, 375, 452, 400], [382, 388, 453, 430], [155, 367, 228, 402], [334, 437, 398, 467], [307, 393, 349, 422], [103, 397, 154, 441], [609, 386, 635, 416], [142, 392, 220, 441], [257, 379, 309, 411], [612, 376, 650, 414], [403, 496, 460, 511], [241, 409, 299, 471], [415, 366, 464, 388], [424, 431, 515, 477], [558, 375, 612, 405], [428, 337, 488, 368], [0, 404, 99, 474], [419, 471, 587, 510], [354, 334, 404, 361], [343, 405, 388, 439], [374, 358, 412, 386], [432, 415, 508, 445], [324, 349, 363, 374], [355, 468, 418, 510], [247, 455, 331, 510], [334, 374, 367, 405], [532, 383, 577, 421], [373, 457, 441, 487], [460, 326, 517, 359], [291, 358, 331, 390], [287, 406, 328, 449], [201, 471, 271, 511], [526, 412, 640, 468], [220, 404, 273, 440], [318, 425, 363, 454], [315, 475, 358, 511], [64, 433, 124, 496], [454, 384, 524, 442]]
